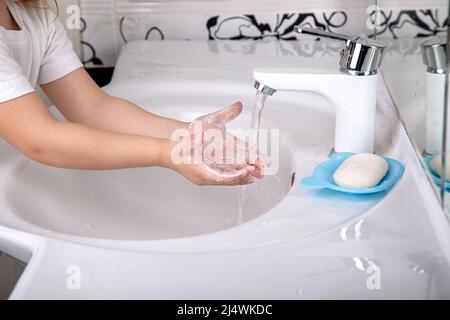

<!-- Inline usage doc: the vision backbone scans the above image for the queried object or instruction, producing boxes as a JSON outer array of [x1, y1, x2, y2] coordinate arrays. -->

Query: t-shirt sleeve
[[0, 37, 34, 103], [38, 13, 83, 85]]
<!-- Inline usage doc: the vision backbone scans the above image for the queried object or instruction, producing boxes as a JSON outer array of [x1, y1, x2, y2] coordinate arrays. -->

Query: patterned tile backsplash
[[79, 0, 448, 67]]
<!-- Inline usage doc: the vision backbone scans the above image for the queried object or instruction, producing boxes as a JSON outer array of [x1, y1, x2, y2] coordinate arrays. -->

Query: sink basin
[[0, 77, 357, 242], [1, 81, 331, 241], [0, 41, 389, 246]]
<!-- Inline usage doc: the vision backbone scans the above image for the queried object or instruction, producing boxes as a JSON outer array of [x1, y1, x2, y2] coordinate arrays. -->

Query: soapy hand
[[161, 102, 265, 186]]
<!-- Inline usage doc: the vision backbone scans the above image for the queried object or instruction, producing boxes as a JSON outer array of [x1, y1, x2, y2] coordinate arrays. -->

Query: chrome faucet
[[421, 36, 447, 75], [254, 27, 386, 154]]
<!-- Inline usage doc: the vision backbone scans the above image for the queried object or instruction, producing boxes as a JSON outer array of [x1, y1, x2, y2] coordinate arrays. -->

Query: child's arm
[[0, 93, 255, 185], [41, 68, 188, 139]]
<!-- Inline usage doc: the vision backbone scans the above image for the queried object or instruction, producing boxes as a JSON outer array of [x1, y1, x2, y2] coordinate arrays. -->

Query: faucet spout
[[253, 67, 378, 154], [252, 27, 385, 154], [254, 81, 276, 96]]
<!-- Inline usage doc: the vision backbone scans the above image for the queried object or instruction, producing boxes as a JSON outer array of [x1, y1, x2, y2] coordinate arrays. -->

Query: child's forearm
[[27, 121, 169, 170], [0, 92, 174, 170], [65, 95, 187, 139], [42, 69, 187, 139]]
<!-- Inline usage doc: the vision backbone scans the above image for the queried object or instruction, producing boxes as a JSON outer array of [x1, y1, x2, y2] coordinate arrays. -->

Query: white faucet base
[[254, 68, 378, 154]]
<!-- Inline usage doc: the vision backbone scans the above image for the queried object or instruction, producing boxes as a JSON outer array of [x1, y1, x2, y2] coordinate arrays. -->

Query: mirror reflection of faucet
[[253, 27, 386, 155], [421, 36, 448, 156], [420, 36, 449, 190]]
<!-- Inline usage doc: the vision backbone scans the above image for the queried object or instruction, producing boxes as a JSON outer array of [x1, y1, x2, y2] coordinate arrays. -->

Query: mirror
[[373, 0, 449, 209]]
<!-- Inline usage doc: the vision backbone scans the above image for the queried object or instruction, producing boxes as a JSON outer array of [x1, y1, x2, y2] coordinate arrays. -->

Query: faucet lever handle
[[295, 27, 350, 43], [295, 26, 386, 76]]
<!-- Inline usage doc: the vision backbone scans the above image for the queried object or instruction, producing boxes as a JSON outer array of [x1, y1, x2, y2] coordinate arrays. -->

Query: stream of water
[[250, 91, 269, 150], [237, 91, 269, 225]]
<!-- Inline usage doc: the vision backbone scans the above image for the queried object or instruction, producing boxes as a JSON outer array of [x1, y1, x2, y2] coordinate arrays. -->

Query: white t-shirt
[[0, 2, 82, 103]]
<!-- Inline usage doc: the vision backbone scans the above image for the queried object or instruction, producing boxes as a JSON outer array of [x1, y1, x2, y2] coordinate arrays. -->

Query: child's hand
[[161, 150, 260, 186], [160, 102, 265, 186]]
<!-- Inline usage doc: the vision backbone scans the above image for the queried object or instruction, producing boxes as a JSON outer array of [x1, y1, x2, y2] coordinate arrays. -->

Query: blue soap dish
[[424, 155, 450, 190], [301, 152, 405, 195]]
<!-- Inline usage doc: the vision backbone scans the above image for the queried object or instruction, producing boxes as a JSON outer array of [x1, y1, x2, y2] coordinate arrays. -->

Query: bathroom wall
[[73, 0, 448, 67]]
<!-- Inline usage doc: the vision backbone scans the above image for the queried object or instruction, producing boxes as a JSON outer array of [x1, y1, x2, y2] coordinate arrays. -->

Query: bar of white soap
[[333, 153, 389, 189], [430, 153, 450, 181]]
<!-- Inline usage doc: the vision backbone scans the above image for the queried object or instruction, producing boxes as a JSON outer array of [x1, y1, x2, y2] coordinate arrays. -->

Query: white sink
[[0, 41, 396, 245], [0, 70, 389, 244], [1, 40, 449, 299]]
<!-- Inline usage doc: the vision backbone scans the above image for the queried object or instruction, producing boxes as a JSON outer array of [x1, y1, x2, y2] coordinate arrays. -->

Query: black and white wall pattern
[[79, 2, 448, 68]]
